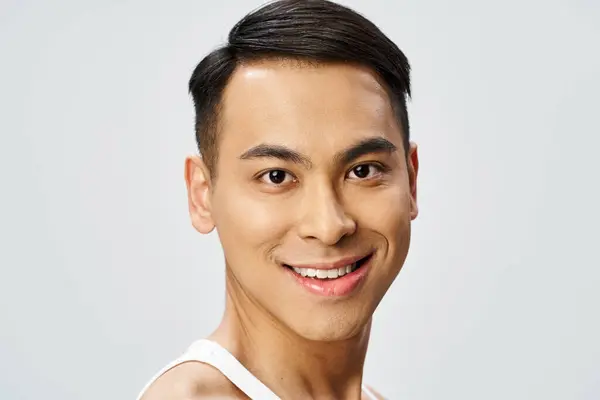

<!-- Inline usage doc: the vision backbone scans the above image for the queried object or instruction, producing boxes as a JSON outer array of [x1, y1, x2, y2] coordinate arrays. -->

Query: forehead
[[218, 60, 402, 157]]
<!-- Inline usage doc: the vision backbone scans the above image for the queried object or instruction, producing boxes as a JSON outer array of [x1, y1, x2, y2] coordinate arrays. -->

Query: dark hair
[[188, 0, 411, 176]]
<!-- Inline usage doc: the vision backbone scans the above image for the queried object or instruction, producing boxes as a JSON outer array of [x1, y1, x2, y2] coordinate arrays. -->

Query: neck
[[209, 274, 372, 399]]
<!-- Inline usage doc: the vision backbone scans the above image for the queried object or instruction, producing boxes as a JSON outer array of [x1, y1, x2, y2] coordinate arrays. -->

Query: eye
[[347, 163, 384, 180], [258, 169, 296, 185]]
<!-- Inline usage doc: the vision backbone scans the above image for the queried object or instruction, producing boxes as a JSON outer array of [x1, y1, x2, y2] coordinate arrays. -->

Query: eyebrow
[[335, 137, 398, 165], [238, 136, 397, 168]]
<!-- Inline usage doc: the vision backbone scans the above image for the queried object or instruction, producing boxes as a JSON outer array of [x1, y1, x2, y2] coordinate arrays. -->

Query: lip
[[282, 252, 374, 297], [284, 253, 368, 270]]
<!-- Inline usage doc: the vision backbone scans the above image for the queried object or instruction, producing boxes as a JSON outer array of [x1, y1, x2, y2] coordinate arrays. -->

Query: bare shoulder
[[140, 361, 247, 400], [364, 385, 386, 400]]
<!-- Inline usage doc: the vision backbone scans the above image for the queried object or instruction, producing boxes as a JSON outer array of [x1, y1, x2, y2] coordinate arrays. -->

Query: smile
[[282, 253, 374, 297], [284, 254, 371, 279]]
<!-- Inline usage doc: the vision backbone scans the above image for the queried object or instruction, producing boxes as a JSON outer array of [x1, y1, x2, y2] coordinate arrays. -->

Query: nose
[[296, 186, 357, 245]]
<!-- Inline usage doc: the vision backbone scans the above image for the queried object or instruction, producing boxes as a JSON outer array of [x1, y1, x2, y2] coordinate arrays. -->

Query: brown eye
[[268, 170, 286, 184], [352, 165, 371, 179], [347, 162, 390, 181], [258, 169, 295, 185], [347, 163, 382, 180]]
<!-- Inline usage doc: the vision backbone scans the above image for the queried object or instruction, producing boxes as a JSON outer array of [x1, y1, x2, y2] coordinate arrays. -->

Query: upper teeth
[[292, 263, 357, 279]]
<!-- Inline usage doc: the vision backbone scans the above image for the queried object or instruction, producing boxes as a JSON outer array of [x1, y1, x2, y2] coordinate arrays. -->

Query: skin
[[142, 60, 418, 400]]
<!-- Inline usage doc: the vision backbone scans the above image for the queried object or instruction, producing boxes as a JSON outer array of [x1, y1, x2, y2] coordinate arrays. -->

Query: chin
[[284, 307, 373, 343]]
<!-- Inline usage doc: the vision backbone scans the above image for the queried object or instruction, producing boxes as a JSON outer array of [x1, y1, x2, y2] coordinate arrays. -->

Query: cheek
[[212, 185, 291, 254], [362, 191, 412, 291], [357, 186, 412, 235]]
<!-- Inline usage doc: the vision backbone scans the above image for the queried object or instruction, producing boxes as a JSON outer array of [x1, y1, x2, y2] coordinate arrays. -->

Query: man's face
[[188, 60, 418, 341]]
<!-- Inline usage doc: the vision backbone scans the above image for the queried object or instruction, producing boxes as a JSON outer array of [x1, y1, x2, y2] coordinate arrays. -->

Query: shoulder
[[139, 361, 247, 400]]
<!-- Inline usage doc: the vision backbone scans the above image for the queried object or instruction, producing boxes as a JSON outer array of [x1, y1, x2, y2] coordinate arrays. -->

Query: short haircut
[[189, 0, 411, 177]]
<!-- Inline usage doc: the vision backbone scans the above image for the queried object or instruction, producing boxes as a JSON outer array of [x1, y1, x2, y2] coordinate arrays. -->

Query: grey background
[[1, 0, 599, 399]]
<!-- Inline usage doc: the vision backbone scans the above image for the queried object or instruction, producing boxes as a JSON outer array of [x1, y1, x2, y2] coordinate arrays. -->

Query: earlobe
[[184, 155, 216, 234], [408, 142, 419, 220]]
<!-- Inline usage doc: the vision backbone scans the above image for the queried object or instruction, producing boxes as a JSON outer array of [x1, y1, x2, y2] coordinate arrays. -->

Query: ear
[[184, 155, 215, 234], [407, 141, 419, 220]]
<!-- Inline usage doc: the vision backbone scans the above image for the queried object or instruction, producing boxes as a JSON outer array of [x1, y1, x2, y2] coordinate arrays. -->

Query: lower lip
[[283, 255, 372, 297]]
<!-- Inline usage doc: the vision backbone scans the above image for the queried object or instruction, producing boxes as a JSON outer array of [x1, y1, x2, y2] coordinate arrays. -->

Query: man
[[139, 0, 418, 398]]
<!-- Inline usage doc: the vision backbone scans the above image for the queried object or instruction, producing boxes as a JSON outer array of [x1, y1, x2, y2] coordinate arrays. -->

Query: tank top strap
[[183, 339, 281, 399], [137, 339, 377, 399], [362, 384, 378, 399]]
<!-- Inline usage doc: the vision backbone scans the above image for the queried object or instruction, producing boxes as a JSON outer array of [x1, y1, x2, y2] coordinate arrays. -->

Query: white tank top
[[136, 339, 378, 399]]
